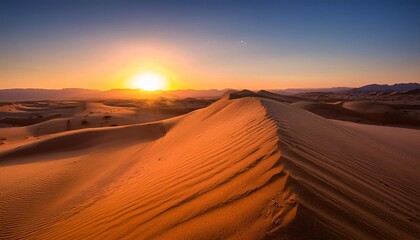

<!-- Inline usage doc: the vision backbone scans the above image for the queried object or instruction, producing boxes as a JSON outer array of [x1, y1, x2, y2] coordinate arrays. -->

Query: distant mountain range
[[0, 83, 418, 102], [348, 83, 420, 93]]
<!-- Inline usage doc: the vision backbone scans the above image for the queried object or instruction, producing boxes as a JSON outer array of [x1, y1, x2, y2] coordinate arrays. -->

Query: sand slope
[[291, 100, 420, 128], [0, 97, 419, 239], [334, 120, 420, 160]]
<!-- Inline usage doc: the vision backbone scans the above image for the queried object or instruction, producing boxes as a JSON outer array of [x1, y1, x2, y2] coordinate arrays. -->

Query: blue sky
[[1, 0, 419, 89]]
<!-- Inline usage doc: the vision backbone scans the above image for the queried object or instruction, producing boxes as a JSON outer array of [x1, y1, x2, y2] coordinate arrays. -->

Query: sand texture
[[0, 96, 419, 239]]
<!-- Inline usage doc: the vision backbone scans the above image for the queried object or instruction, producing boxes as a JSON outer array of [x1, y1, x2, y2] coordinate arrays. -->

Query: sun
[[131, 72, 167, 91]]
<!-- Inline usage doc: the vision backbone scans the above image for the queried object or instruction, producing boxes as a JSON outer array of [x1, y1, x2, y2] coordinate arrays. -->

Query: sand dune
[[0, 100, 194, 151], [342, 101, 397, 114], [333, 120, 420, 160], [0, 96, 419, 239], [229, 90, 420, 128], [291, 100, 420, 128], [229, 89, 303, 103]]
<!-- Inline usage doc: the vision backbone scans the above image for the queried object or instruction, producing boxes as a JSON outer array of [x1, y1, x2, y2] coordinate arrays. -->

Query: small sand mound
[[342, 101, 396, 114]]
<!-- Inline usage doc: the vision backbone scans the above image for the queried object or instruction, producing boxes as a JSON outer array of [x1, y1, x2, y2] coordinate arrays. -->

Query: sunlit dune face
[[131, 72, 167, 91]]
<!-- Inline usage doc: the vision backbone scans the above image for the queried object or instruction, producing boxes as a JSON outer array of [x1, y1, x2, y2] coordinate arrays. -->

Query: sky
[[0, 0, 419, 90]]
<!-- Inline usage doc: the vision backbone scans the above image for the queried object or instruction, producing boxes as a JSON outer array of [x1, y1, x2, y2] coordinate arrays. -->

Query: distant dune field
[[1, 95, 419, 239]]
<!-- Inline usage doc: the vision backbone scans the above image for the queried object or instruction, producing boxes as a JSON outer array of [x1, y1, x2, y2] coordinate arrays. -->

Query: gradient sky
[[1, 0, 419, 90]]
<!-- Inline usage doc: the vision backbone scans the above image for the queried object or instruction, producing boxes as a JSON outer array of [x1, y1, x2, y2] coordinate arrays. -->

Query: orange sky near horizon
[[1, 38, 419, 91]]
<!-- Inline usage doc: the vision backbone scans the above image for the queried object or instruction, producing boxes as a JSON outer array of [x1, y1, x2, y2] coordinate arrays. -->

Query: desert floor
[[0, 92, 419, 239]]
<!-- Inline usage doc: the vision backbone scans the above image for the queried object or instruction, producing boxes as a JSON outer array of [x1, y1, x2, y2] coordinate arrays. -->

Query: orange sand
[[0, 96, 419, 239]]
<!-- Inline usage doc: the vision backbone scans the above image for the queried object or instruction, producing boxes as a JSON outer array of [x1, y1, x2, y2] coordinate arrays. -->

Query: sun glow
[[131, 72, 167, 91]]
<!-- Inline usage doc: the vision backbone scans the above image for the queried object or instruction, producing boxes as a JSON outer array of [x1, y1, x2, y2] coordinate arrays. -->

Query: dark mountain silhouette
[[348, 83, 420, 93]]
